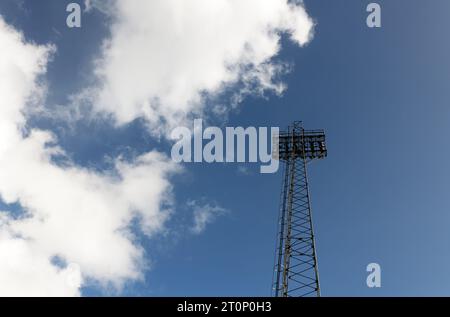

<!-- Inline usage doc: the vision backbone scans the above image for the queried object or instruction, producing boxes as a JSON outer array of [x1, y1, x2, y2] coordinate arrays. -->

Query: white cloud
[[188, 200, 227, 234], [86, 0, 314, 131], [0, 229, 82, 297], [0, 16, 179, 296]]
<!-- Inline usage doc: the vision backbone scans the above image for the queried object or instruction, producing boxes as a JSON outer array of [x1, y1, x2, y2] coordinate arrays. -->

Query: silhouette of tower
[[272, 122, 327, 297]]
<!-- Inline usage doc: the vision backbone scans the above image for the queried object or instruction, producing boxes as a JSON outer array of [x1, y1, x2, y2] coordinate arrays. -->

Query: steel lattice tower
[[272, 122, 327, 297]]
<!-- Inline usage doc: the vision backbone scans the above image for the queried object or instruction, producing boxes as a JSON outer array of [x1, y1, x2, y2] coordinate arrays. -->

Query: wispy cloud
[[237, 165, 252, 176], [188, 200, 228, 234]]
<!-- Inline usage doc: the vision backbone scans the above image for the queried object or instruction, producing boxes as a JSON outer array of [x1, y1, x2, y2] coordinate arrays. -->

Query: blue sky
[[0, 0, 450, 296]]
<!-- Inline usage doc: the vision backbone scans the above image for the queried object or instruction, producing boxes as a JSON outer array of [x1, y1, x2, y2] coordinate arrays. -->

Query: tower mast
[[272, 122, 327, 297]]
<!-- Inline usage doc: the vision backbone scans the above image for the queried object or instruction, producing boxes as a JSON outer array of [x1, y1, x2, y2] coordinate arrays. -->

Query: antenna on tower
[[272, 121, 327, 297]]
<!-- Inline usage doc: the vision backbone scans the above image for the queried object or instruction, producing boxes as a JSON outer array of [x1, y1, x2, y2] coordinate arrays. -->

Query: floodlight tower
[[272, 121, 327, 297]]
